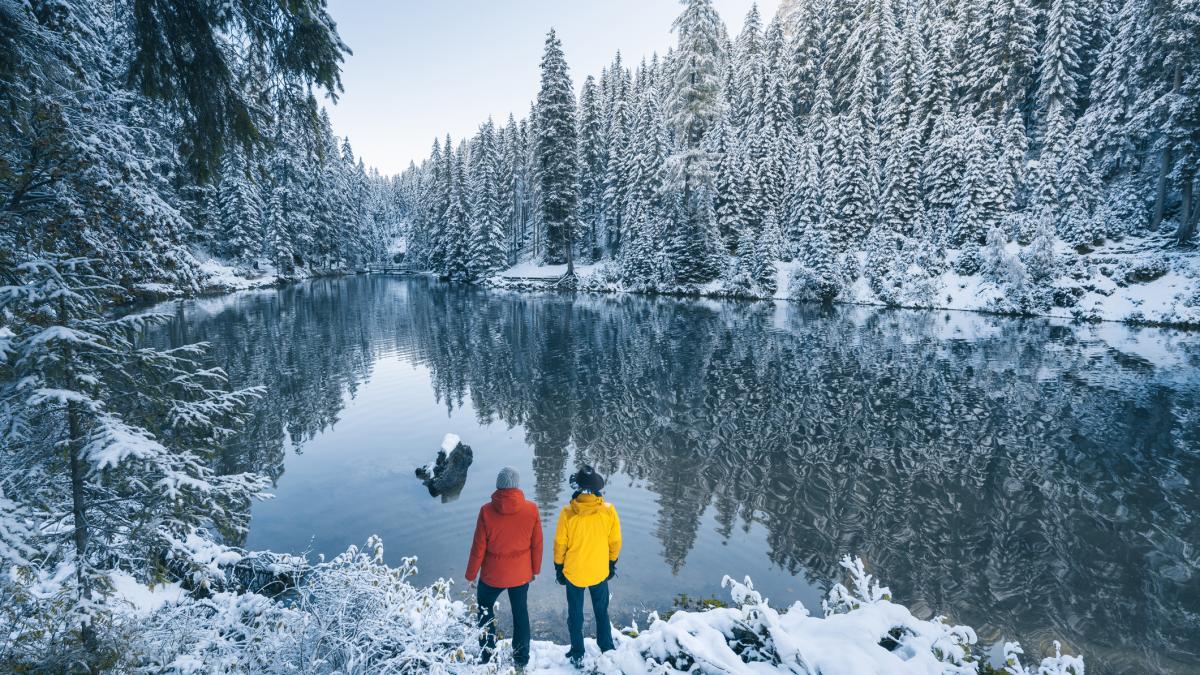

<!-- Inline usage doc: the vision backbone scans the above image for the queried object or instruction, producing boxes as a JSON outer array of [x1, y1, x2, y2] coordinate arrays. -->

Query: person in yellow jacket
[[553, 465, 621, 667]]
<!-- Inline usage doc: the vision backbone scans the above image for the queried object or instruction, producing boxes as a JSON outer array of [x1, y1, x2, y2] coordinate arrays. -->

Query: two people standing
[[464, 465, 621, 669]]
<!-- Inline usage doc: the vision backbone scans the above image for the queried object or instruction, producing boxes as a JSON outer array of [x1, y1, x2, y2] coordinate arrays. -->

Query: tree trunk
[[566, 216, 575, 276], [1151, 65, 1182, 231], [68, 400, 96, 655], [59, 296, 95, 657], [1178, 172, 1197, 244]]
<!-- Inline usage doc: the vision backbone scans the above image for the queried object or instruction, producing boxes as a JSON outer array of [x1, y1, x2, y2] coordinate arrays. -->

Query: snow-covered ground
[[106, 543, 1083, 674], [196, 256, 283, 292], [473, 558, 1082, 674], [491, 239, 1200, 328], [498, 261, 604, 279]]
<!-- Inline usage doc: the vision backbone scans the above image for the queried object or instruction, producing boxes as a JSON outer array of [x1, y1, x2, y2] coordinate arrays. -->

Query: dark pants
[[565, 579, 614, 658], [477, 581, 530, 665]]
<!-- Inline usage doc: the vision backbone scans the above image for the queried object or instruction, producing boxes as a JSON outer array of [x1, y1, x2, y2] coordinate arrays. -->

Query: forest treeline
[[1, 0, 398, 292], [396, 0, 1199, 303]]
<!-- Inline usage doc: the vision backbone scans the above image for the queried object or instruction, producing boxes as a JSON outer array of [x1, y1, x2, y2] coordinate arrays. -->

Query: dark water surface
[[148, 275, 1200, 673]]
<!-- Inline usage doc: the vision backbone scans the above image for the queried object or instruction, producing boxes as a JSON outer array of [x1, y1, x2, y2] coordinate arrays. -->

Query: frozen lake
[[148, 275, 1200, 673]]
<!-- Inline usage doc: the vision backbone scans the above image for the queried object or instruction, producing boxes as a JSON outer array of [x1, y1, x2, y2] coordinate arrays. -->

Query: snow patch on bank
[[498, 261, 604, 279], [109, 571, 185, 617], [196, 257, 281, 292]]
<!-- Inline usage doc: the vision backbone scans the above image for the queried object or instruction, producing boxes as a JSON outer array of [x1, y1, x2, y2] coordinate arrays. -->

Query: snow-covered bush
[[127, 537, 488, 674], [953, 245, 983, 276], [1002, 641, 1085, 675], [1121, 255, 1169, 284], [586, 556, 1083, 675], [1020, 223, 1059, 284], [789, 263, 841, 303], [1089, 177, 1142, 242]]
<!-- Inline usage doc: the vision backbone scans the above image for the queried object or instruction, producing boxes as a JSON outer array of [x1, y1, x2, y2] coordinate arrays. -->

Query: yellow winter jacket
[[553, 494, 622, 587]]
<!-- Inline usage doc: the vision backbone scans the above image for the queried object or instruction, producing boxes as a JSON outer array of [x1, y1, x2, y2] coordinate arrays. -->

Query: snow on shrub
[[128, 537, 490, 674], [580, 556, 1082, 675], [37, 544, 1086, 674]]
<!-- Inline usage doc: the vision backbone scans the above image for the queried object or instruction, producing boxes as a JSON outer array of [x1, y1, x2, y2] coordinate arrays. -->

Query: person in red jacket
[[465, 466, 542, 667]]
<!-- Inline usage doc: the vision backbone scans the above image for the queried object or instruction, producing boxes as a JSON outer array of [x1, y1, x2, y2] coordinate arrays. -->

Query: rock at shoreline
[[415, 433, 473, 502]]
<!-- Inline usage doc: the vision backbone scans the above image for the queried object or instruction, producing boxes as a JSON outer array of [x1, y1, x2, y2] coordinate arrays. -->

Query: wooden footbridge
[[365, 264, 578, 289], [365, 263, 422, 275]]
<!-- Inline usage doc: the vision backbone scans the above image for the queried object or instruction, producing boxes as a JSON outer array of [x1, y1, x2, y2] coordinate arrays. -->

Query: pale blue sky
[[325, 0, 780, 175]]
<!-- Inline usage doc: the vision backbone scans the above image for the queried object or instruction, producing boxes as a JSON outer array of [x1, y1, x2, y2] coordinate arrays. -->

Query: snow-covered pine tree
[[494, 120, 518, 264], [784, 139, 823, 260], [731, 4, 765, 130], [0, 257, 267, 665], [954, 123, 1007, 245], [785, 0, 826, 123], [753, 18, 795, 221], [879, 9, 924, 237], [965, 0, 1037, 120], [602, 99, 633, 257], [711, 113, 746, 250], [443, 144, 472, 282], [922, 113, 966, 223], [668, 0, 727, 284], [619, 201, 659, 289], [790, 219, 841, 303], [578, 76, 606, 262], [217, 147, 265, 264], [469, 119, 507, 281], [1055, 126, 1101, 247], [264, 185, 293, 272], [535, 29, 580, 271], [429, 135, 455, 272], [1033, 0, 1085, 215]]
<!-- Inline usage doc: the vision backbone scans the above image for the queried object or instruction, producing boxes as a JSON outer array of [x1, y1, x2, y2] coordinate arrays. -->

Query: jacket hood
[[491, 488, 526, 515], [570, 493, 606, 516]]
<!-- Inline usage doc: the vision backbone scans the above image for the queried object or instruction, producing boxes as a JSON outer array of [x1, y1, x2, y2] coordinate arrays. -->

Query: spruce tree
[[578, 76, 606, 262], [668, 0, 727, 283], [535, 29, 580, 270], [443, 146, 472, 282], [217, 147, 264, 264], [469, 119, 507, 281]]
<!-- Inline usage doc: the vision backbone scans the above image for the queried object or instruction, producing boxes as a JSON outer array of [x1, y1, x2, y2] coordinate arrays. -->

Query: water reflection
[[147, 276, 1200, 673]]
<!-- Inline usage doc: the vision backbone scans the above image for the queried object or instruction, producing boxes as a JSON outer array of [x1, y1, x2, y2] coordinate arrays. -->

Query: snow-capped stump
[[415, 433, 473, 502]]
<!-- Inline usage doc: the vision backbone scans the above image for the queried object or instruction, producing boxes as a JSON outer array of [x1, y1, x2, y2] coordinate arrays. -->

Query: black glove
[[555, 563, 567, 586], [607, 559, 617, 581]]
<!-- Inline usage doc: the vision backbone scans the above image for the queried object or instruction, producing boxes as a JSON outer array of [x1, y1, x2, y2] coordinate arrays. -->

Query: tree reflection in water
[[146, 276, 1200, 673]]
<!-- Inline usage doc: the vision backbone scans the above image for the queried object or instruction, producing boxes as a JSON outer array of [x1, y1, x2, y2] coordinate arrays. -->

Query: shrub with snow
[[789, 263, 841, 304], [1121, 255, 1169, 285], [580, 555, 1082, 675], [128, 537, 489, 674]]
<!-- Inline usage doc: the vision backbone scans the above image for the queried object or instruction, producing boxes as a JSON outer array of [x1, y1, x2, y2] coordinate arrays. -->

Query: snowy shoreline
[[483, 240, 1200, 331], [105, 539, 1084, 674], [129, 252, 367, 304]]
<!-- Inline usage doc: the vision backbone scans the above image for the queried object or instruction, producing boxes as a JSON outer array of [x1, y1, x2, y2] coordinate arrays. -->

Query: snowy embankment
[[489, 237, 1200, 329], [105, 539, 1082, 674], [133, 250, 362, 300]]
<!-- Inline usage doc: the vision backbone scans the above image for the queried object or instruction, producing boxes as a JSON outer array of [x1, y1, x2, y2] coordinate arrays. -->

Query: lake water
[[148, 275, 1200, 673]]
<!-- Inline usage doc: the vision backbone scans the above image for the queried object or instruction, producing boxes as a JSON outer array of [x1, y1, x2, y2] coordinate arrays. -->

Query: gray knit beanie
[[496, 466, 520, 490]]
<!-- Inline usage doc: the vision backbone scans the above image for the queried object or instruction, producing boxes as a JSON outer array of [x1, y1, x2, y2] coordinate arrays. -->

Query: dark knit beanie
[[570, 465, 605, 494]]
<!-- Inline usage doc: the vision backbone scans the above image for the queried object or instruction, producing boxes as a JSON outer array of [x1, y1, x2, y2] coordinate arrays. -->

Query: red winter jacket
[[465, 488, 542, 588]]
